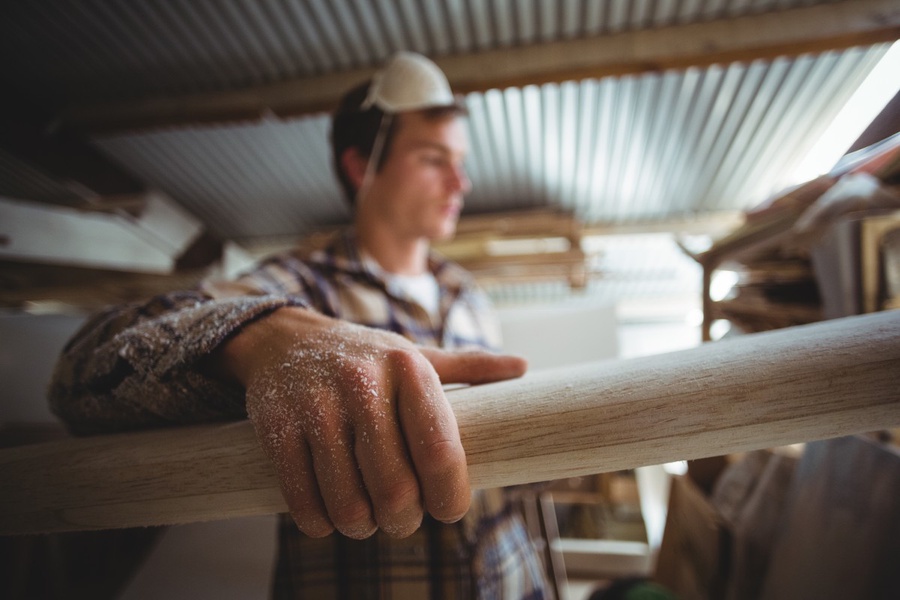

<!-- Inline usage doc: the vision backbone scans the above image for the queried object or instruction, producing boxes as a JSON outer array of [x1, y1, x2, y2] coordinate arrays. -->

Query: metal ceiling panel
[[0, 150, 82, 208], [1, 0, 892, 311], [1, 0, 848, 108], [94, 116, 350, 240], [89, 43, 889, 242], [462, 44, 888, 222]]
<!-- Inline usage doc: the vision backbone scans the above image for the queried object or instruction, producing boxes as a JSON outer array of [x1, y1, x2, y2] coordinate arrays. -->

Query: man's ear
[[340, 148, 368, 190]]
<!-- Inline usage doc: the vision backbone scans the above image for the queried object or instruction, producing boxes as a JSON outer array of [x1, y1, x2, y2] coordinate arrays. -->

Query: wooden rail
[[1, 311, 898, 535]]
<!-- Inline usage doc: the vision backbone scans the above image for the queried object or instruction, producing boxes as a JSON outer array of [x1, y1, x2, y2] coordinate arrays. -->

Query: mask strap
[[355, 112, 394, 206]]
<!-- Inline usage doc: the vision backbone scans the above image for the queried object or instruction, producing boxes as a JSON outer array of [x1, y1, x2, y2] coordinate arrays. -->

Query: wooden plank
[[455, 249, 586, 271], [861, 212, 900, 313], [0, 197, 173, 273], [0, 260, 208, 310], [62, 0, 900, 134], [0, 311, 898, 534], [588, 212, 744, 237], [449, 208, 579, 238]]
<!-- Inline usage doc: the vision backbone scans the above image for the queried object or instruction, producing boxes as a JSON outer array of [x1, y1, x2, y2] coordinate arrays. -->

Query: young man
[[50, 52, 551, 598]]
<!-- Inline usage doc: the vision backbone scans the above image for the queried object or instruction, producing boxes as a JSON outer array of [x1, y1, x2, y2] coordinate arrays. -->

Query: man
[[50, 52, 551, 598]]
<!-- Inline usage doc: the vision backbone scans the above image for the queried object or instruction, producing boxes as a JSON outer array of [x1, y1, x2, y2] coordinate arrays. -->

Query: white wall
[[497, 302, 619, 370], [617, 320, 702, 360], [497, 300, 701, 366]]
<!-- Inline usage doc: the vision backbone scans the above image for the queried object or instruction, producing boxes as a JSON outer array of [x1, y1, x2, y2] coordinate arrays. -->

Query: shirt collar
[[309, 227, 473, 294]]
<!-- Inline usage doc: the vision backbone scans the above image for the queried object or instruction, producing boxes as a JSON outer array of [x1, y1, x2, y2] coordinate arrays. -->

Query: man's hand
[[216, 307, 527, 539]]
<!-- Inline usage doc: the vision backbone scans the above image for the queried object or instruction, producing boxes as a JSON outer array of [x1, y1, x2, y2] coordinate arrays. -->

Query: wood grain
[[1, 311, 898, 534]]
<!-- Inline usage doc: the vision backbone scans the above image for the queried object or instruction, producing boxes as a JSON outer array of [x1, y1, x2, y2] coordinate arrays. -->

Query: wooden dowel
[[1, 311, 898, 535]]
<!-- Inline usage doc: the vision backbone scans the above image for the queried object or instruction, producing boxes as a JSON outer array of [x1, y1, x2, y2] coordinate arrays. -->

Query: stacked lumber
[[685, 133, 900, 339], [715, 252, 823, 334], [433, 208, 592, 288]]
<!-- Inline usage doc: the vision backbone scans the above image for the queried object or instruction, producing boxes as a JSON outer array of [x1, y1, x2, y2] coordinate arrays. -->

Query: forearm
[[48, 292, 307, 434]]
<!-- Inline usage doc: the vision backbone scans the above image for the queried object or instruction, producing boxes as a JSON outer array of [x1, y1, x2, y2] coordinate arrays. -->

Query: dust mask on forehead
[[361, 51, 458, 114]]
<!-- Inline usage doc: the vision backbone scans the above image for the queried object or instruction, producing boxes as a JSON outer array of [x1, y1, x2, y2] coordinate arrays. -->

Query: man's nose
[[449, 164, 471, 195]]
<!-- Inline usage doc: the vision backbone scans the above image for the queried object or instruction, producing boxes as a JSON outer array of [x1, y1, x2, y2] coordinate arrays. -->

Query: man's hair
[[330, 81, 467, 206]]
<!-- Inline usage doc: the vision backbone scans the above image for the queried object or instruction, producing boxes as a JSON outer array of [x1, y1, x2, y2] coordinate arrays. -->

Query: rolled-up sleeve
[[47, 254, 325, 435]]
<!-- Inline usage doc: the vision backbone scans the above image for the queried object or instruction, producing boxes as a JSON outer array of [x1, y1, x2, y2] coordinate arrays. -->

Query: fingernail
[[438, 511, 467, 524], [294, 514, 334, 538], [340, 519, 378, 540], [381, 507, 423, 538]]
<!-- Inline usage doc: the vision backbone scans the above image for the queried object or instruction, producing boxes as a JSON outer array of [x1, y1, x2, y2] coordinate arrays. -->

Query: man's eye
[[422, 154, 447, 166]]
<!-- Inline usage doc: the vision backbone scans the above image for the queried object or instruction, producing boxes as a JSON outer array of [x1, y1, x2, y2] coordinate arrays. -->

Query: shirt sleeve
[[48, 258, 314, 435]]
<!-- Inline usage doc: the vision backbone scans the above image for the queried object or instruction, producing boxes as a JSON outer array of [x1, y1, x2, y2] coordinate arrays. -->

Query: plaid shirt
[[50, 228, 552, 599]]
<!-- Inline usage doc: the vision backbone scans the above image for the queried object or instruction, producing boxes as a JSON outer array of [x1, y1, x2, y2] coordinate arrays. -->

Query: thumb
[[419, 348, 528, 385]]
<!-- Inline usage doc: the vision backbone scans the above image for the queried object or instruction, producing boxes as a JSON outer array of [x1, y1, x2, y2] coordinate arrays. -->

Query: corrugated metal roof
[[464, 44, 888, 220], [0, 0, 894, 310], [93, 116, 351, 240], [0, 149, 83, 208], [90, 43, 889, 242], [0, 0, 848, 107]]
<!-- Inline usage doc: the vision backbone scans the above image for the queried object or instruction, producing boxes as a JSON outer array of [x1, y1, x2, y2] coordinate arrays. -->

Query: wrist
[[211, 306, 323, 387]]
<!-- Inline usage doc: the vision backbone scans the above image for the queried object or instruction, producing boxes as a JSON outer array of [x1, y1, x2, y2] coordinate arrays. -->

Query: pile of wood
[[295, 208, 596, 289], [680, 176, 833, 338], [684, 134, 900, 340], [433, 208, 592, 289], [712, 245, 825, 335]]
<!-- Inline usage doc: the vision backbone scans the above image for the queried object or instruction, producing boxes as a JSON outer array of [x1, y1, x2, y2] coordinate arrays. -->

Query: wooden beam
[[456, 248, 586, 271], [451, 208, 580, 238], [1, 310, 897, 534], [584, 212, 744, 237], [63, 0, 900, 134], [0, 260, 208, 310], [441, 0, 900, 93]]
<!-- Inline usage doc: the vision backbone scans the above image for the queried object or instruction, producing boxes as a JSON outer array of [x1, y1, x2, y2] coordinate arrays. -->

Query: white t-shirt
[[361, 251, 441, 317], [389, 271, 440, 316]]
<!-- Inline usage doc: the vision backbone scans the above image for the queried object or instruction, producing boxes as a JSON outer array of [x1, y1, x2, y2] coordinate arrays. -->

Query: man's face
[[361, 111, 471, 241]]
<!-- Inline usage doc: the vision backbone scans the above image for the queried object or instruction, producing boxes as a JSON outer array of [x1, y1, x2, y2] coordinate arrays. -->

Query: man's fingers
[[421, 347, 528, 385], [334, 352, 424, 538], [306, 396, 377, 540], [246, 380, 335, 538], [255, 427, 334, 538], [244, 320, 509, 539], [394, 351, 471, 523], [353, 416, 424, 538]]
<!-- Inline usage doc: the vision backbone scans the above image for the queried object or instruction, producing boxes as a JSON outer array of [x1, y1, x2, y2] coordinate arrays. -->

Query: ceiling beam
[[444, 0, 899, 92], [582, 212, 745, 237], [63, 0, 900, 135], [0, 261, 207, 311]]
